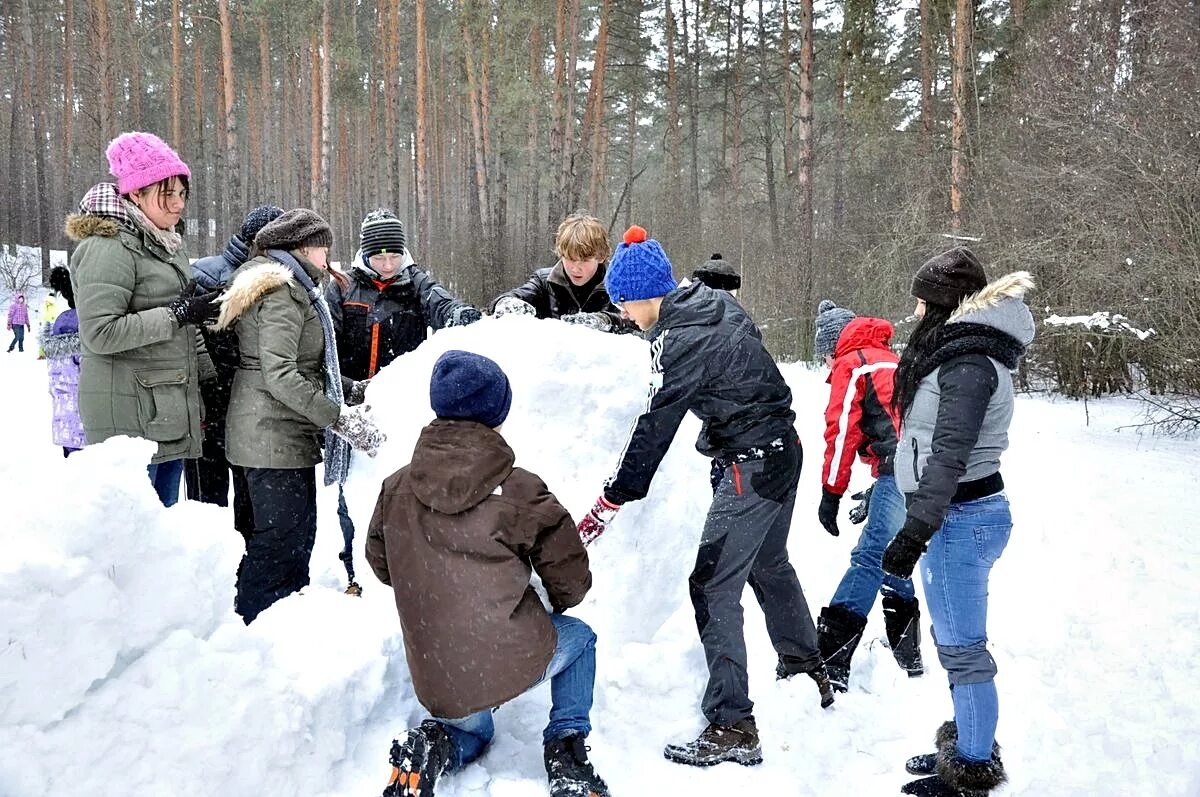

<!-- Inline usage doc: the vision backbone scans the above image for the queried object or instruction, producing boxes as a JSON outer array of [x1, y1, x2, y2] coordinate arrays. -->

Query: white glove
[[493, 296, 537, 317], [332, 405, 386, 457], [561, 312, 612, 332]]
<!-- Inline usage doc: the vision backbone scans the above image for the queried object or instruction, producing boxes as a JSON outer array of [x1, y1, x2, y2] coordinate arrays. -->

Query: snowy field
[[1, 316, 1198, 797]]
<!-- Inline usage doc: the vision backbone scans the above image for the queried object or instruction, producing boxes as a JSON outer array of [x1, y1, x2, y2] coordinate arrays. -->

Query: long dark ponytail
[[893, 303, 953, 422]]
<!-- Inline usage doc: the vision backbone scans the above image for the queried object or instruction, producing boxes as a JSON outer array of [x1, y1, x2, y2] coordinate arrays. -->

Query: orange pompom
[[623, 225, 647, 245]]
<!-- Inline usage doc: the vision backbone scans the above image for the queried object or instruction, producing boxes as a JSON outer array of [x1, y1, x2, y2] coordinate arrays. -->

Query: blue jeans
[[147, 459, 184, 507], [336, 487, 356, 582], [829, 475, 915, 616], [7, 324, 25, 351], [434, 614, 597, 770], [919, 494, 1011, 763]]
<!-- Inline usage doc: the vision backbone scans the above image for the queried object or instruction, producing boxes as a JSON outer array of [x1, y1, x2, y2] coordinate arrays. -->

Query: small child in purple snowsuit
[[44, 268, 86, 456], [7, 293, 30, 352]]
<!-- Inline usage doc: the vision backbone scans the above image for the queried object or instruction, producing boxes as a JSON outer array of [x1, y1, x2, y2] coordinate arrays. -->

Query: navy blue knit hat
[[429, 350, 512, 428], [604, 225, 678, 303], [239, 205, 285, 243]]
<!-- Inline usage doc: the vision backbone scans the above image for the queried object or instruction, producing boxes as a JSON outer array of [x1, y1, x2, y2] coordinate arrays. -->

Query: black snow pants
[[692, 437, 821, 726], [235, 467, 318, 624]]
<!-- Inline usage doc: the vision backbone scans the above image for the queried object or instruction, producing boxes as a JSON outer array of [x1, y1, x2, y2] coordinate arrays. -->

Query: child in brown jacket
[[366, 349, 609, 797]]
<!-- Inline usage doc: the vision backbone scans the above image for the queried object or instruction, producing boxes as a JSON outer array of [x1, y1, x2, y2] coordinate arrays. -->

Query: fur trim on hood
[[951, 271, 1035, 321], [212, 260, 295, 331], [64, 214, 121, 241]]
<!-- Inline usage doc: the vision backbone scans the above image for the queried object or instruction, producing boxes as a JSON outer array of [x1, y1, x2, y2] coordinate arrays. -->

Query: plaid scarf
[[78, 183, 183, 255]]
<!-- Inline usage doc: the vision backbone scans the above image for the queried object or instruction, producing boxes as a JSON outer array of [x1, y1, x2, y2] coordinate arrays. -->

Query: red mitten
[[577, 495, 621, 546]]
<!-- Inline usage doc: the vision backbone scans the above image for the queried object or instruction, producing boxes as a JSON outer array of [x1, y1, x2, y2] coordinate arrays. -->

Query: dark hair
[[127, 175, 190, 211], [892, 303, 953, 421]]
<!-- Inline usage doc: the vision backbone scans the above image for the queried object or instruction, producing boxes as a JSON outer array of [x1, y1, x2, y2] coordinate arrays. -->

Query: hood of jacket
[[408, 419, 516, 515], [213, 257, 296, 330], [194, 236, 251, 291], [353, 247, 417, 281], [651, 280, 726, 334], [949, 271, 1036, 347], [834, 316, 895, 358]]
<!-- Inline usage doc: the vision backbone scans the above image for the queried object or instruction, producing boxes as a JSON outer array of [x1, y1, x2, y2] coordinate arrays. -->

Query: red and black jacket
[[821, 317, 900, 495], [326, 264, 471, 381]]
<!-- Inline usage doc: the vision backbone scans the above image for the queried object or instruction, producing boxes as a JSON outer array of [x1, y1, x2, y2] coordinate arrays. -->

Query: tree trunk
[[919, 0, 934, 157], [462, 8, 492, 242], [525, 21, 543, 263], [576, 0, 611, 210], [191, 13, 208, 248], [832, 1, 853, 231], [416, 0, 430, 251], [1012, 0, 1025, 29], [796, 0, 815, 345], [62, 0, 75, 201], [781, 0, 794, 191], [258, 16, 272, 201], [560, 0, 581, 220], [125, 0, 142, 128], [950, 0, 972, 232], [170, 0, 182, 149], [218, 0, 240, 212], [624, 87, 637, 230], [20, 0, 50, 275], [309, 33, 321, 208], [758, 0, 780, 252], [686, 0, 702, 226], [318, 0, 332, 211], [90, 0, 114, 166], [665, 0, 681, 205], [547, 0, 567, 227]]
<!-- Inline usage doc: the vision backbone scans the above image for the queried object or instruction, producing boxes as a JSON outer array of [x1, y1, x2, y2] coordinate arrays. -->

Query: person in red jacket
[[813, 300, 924, 692]]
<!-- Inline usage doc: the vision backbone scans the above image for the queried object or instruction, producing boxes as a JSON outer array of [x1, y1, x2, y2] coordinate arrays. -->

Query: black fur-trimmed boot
[[816, 605, 868, 692], [882, 594, 924, 677], [902, 721, 1005, 796]]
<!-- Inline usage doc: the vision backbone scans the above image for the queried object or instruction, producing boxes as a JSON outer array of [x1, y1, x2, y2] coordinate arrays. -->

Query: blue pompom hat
[[604, 225, 678, 303], [429, 350, 513, 428]]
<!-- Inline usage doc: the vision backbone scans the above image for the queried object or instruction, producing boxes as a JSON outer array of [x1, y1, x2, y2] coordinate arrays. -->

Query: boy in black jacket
[[326, 209, 482, 593], [576, 226, 832, 769]]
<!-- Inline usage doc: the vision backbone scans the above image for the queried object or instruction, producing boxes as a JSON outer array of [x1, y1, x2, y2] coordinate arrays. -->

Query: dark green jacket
[[66, 213, 203, 464], [216, 253, 342, 469]]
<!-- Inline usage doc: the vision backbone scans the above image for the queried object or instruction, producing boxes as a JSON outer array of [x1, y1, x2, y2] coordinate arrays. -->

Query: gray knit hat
[[814, 299, 856, 357], [253, 208, 333, 255]]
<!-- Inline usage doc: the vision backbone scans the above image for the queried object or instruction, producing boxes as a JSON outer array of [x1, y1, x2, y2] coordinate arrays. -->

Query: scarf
[[77, 183, 183, 255], [910, 322, 1026, 385], [266, 248, 351, 487]]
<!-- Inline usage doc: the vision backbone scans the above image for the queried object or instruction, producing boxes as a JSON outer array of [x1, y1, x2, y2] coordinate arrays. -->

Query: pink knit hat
[[105, 132, 191, 195]]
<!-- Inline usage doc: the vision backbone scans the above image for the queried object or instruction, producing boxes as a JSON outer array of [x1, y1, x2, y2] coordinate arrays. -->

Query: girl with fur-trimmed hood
[[66, 131, 220, 507], [880, 247, 1035, 797], [213, 208, 384, 624]]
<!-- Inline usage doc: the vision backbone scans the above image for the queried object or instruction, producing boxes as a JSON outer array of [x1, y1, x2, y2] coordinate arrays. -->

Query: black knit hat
[[239, 205, 285, 243], [253, 208, 333, 254], [360, 208, 406, 259], [911, 247, 988, 309], [692, 253, 741, 292]]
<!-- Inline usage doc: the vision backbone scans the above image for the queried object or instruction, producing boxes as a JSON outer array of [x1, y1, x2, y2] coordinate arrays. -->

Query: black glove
[[881, 520, 937, 579], [167, 280, 221, 326], [848, 483, 874, 525], [818, 489, 841, 537], [449, 305, 482, 327], [346, 379, 369, 407]]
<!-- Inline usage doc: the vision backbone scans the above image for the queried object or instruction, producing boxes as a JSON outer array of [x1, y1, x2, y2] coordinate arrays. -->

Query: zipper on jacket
[[911, 437, 920, 482]]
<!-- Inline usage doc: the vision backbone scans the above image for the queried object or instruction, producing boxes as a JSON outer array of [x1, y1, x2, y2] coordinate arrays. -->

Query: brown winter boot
[[663, 716, 763, 767]]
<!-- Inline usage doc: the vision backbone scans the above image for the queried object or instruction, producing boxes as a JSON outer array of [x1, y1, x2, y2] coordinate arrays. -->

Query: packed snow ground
[[1, 316, 1198, 797]]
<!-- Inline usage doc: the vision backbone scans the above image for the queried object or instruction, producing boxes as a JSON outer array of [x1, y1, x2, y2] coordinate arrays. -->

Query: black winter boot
[[901, 721, 1005, 796], [663, 716, 763, 767], [544, 732, 610, 797], [816, 605, 868, 692], [383, 720, 452, 797], [883, 594, 925, 677]]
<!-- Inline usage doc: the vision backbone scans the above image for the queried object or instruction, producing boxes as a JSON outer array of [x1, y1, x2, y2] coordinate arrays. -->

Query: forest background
[[0, 0, 1197, 400]]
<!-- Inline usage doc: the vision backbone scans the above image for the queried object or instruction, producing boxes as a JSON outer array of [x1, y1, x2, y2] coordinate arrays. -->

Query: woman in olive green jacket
[[213, 208, 383, 624], [67, 131, 220, 507]]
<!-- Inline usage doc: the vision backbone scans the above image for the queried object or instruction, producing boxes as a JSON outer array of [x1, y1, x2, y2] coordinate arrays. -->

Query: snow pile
[[1, 317, 1199, 796], [1043, 311, 1157, 341]]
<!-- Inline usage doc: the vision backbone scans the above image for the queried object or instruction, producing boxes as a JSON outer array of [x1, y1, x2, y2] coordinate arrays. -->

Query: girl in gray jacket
[[881, 248, 1035, 797]]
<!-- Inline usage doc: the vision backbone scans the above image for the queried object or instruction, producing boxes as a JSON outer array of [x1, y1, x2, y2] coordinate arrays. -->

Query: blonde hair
[[555, 213, 612, 262]]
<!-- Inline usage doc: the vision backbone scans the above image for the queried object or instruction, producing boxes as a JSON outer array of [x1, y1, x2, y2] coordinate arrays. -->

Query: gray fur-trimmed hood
[[949, 271, 1036, 347], [212, 259, 295, 331]]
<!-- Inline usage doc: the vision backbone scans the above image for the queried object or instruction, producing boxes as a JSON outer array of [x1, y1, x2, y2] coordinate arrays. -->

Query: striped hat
[[360, 209, 407, 259]]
